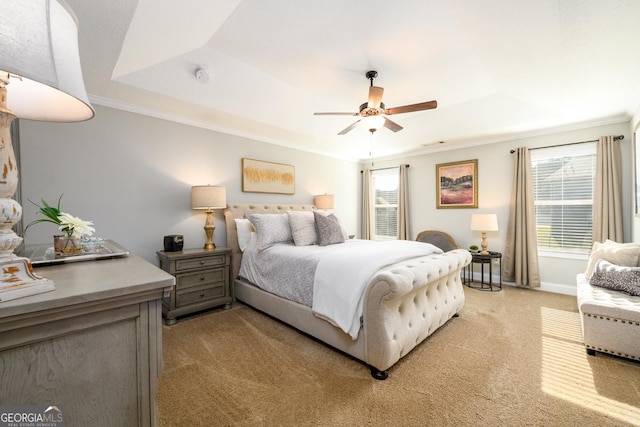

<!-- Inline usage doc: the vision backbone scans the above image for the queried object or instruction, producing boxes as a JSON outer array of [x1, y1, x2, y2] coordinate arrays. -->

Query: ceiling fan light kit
[[314, 70, 438, 135]]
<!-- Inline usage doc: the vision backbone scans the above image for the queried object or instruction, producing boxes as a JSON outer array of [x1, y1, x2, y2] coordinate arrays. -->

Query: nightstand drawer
[[175, 256, 226, 271], [177, 285, 225, 307], [176, 268, 225, 290]]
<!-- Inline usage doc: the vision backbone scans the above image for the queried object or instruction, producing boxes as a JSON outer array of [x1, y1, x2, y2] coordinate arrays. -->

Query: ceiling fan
[[314, 70, 437, 135]]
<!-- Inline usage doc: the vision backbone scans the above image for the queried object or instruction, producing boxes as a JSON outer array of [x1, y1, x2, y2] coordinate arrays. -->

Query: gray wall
[[364, 121, 633, 295], [19, 105, 360, 264], [18, 104, 636, 295]]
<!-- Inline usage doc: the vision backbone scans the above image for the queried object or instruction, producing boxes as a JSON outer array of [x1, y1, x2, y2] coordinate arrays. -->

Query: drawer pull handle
[[200, 292, 205, 297]]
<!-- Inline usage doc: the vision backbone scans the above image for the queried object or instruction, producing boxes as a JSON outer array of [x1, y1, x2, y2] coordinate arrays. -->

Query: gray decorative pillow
[[246, 213, 293, 250], [589, 259, 640, 296], [316, 210, 349, 240], [313, 211, 345, 246], [287, 210, 317, 246]]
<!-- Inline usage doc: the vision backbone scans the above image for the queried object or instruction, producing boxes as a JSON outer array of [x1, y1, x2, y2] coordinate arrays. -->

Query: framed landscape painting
[[436, 159, 478, 209], [242, 158, 295, 194]]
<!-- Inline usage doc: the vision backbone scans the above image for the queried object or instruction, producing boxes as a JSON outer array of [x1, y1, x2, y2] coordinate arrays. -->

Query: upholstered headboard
[[223, 203, 317, 280]]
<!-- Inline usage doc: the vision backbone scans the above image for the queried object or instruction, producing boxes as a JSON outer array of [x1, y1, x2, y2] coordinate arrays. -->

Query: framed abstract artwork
[[436, 159, 478, 209], [242, 158, 295, 194]]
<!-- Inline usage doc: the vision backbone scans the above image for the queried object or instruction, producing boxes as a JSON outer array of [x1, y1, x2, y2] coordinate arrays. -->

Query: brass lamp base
[[0, 256, 55, 302], [203, 208, 216, 250]]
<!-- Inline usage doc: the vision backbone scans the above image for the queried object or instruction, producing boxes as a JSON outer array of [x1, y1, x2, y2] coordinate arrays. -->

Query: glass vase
[[54, 235, 82, 257]]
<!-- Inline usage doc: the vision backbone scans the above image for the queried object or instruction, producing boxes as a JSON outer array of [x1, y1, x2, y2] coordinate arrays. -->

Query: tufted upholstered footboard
[[224, 203, 471, 378]]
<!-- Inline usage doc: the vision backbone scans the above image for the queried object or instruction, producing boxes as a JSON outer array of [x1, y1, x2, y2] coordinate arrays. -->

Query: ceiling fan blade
[[383, 117, 403, 132], [385, 100, 437, 115], [314, 112, 359, 116], [338, 120, 361, 135], [367, 86, 384, 109]]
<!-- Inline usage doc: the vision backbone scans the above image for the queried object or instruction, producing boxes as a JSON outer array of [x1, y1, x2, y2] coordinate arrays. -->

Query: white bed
[[224, 203, 471, 379]]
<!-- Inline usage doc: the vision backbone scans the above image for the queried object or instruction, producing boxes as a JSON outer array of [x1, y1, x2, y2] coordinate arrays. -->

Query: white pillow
[[234, 218, 255, 252], [287, 210, 317, 246], [246, 213, 293, 250], [585, 240, 640, 280]]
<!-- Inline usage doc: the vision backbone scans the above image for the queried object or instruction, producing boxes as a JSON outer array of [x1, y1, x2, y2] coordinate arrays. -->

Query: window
[[531, 143, 596, 254], [372, 168, 399, 240]]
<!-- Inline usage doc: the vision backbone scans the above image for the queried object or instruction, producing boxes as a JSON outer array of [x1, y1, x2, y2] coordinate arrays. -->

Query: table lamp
[[470, 214, 499, 255], [314, 194, 335, 210], [0, 0, 94, 302], [191, 185, 226, 250]]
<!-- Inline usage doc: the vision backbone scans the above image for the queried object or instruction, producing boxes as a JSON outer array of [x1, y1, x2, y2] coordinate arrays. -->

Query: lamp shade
[[314, 194, 335, 210], [470, 214, 499, 232], [0, 0, 94, 122], [191, 186, 226, 210]]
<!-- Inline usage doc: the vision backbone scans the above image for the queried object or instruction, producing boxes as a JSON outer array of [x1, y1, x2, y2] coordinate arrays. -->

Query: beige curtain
[[398, 164, 410, 240], [503, 147, 541, 287], [593, 136, 623, 243], [361, 169, 374, 240]]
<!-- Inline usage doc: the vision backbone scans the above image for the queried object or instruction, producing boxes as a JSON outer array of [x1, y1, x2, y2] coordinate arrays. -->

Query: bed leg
[[586, 348, 596, 356], [453, 312, 460, 318], [370, 367, 388, 380]]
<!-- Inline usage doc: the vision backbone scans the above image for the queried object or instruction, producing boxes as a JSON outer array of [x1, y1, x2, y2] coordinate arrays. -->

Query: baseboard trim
[[469, 272, 576, 296]]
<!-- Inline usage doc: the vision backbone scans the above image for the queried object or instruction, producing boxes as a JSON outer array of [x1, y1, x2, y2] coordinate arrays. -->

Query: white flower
[[58, 212, 95, 238]]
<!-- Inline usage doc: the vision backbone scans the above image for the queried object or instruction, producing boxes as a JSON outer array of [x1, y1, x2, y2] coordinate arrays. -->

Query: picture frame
[[436, 159, 478, 209], [242, 158, 295, 194]]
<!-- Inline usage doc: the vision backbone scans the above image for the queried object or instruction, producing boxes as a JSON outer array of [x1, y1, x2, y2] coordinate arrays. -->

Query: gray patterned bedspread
[[239, 238, 354, 306]]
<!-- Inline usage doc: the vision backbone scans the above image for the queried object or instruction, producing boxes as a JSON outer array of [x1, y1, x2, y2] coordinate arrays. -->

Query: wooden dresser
[[157, 247, 232, 325], [0, 254, 174, 427]]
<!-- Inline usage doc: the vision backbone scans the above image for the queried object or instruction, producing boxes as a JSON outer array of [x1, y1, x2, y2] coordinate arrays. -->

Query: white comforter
[[239, 239, 443, 339], [312, 240, 442, 339]]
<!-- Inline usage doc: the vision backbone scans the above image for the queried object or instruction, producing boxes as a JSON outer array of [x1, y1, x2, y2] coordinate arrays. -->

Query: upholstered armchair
[[416, 230, 459, 252]]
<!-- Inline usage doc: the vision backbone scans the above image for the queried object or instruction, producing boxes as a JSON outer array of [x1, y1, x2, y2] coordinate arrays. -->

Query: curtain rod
[[360, 164, 410, 173], [509, 135, 624, 154]]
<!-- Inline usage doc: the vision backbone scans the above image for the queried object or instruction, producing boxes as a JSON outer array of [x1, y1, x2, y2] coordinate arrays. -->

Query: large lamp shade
[[0, 0, 94, 122], [0, 0, 94, 302]]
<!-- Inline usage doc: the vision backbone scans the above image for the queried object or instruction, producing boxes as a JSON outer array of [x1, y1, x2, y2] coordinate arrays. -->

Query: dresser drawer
[[175, 255, 227, 272], [176, 268, 226, 290], [177, 285, 225, 307]]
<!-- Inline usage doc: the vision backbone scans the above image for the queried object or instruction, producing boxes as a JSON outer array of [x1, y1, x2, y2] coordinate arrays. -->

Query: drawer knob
[[200, 276, 205, 281], [200, 292, 205, 297], [200, 260, 205, 265]]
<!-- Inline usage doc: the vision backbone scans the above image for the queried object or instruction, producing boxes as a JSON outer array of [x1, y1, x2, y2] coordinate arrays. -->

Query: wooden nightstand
[[157, 247, 232, 325]]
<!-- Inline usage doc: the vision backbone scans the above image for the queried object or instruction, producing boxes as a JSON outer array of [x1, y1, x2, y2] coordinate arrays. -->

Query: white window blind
[[530, 142, 596, 254], [372, 168, 399, 240]]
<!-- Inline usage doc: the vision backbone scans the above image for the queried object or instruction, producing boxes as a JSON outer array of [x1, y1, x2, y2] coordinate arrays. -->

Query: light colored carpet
[[157, 286, 640, 426]]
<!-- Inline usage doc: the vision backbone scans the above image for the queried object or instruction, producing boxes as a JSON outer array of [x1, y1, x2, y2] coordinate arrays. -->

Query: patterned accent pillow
[[313, 211, 345, 246], [234, 218, 255, 252], [589, 259, 640, 296], [287, 210, 317, 246], [316, 210, 349, 240], [246, 213, 293, 250], [585, 240, 640, 280]]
